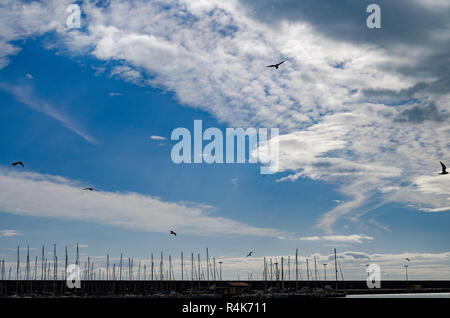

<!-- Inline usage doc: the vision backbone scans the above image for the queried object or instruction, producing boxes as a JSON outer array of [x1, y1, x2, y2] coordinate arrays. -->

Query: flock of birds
[[7, 61, 448, 258]]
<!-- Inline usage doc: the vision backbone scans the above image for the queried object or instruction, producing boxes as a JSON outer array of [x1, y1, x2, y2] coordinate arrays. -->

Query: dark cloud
[[363, 75, 450, 104], [363, 82, 429, 101], [342, 252, 370, 260], [239, 0, 449, 48], [395, 102, 449, 124], [240, 0, 450, 102]]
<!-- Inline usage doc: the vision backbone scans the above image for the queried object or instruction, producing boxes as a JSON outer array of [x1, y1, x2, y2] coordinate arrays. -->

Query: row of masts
[[261, 248, 342, 288], [0, 245, 221, 282], [1, 245, 343, 286]]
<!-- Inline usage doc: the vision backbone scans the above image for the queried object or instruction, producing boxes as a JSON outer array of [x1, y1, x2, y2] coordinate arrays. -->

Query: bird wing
[[440, 161, 447, 172], [277, 61, 285, 66], [267, 64, 276, 68]]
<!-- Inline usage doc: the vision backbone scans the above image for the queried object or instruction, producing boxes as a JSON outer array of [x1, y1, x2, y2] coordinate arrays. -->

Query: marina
[[1, 245, 449, 298]]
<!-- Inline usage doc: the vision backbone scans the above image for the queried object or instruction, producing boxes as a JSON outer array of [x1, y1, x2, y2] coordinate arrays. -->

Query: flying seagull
[[246, 251, 253, 257], [170, 230, 177, 236], [266, 61, 285, 69], [439, 161, 448, 175], [83, 187, 97, 191], [12, 161, 24, 167], [405, 258, 410, 262]]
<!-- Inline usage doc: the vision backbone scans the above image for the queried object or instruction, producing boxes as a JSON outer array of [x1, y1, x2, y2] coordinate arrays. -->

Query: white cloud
[[387, 174, 450, 213], [110, 65, 143, 84], [0, 0, 71, 68], [277, 233, 374, 244], [260, 108, 449, 232], [7, 247, 37, 251], [0, 166, 289, 238], [0, 229, 21, 237], [149, 135, 166, 141], [298, 234, 374, 244]]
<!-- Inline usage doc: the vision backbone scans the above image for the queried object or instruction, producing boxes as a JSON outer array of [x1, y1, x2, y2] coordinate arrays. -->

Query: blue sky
[[0, 0, 449, 280]]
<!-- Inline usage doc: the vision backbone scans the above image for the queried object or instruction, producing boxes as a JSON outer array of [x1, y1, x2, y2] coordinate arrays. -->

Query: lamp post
[[218, 262, 223, 281], [404, 265, 409, 289], [323, 264, 327, 280]]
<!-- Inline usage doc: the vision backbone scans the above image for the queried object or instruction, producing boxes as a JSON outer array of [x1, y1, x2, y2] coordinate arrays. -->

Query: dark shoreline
[[2, 279, 450, 298]]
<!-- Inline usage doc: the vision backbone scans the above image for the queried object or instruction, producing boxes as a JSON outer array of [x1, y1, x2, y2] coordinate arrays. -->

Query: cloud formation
[[0, 0, 448, 233], [0, 166, 373, 243], [0, 229, 21, 237], [298, 234, 374, 244], [0, 166, 289, 238], [395, 102, 449, 124], [149, 135, 167, 141]]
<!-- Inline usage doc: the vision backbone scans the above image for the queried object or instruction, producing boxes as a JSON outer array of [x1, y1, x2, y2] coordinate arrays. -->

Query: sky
[[0, 0, 449, 281]]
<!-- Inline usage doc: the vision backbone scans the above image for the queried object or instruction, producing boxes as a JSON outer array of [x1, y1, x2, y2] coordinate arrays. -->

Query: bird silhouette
[[83, 187, 96, 191], [405, 258, 410, 262], [266, 61, 285, 69], [12, 161, 24, 167], [439, 161, 448, 175], [170, 230, 177, 236], [246, 251, 253, 257]]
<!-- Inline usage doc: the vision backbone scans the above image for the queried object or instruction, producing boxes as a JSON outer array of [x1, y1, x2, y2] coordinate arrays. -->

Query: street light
[[404, 265, 409, 288], [218, 261, 223, 281], [323, 264, 327, 280]]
